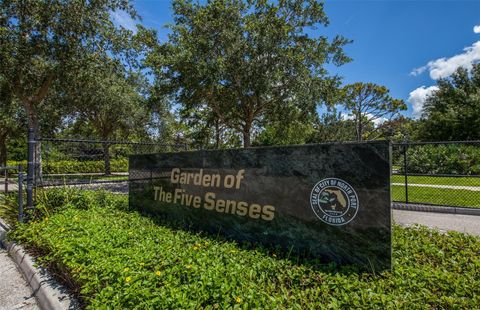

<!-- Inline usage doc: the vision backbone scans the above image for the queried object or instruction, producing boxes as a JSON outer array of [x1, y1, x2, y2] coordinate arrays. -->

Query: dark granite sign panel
[[129, 141, 391, 270]]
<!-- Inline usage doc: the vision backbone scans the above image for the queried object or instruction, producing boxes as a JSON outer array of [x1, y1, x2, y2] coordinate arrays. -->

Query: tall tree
[[0, 0, 148, 134], [340, 82, 406, 141], [310, 108, 357, 142], [149, 0, 350, 148], [66, 60, 149, 175], [377, 116, 421, 142], [1, 0, 156, 178], [255, 103, 317, 146], [420, 64, 480, 141], [180, 107, 240, 149]]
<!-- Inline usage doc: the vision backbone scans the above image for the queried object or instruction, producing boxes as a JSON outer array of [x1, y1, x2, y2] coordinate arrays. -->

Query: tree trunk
[[356, 114, 363, 141], [102, 142, 111, 176], [215, 119, 220, 149], [242, 122, 252, 148], [16, 73, 54, 182], [0, 134, 7, 167]]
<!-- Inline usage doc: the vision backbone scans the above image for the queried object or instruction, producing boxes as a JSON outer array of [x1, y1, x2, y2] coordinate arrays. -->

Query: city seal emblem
[[310, 178, 359, 226]]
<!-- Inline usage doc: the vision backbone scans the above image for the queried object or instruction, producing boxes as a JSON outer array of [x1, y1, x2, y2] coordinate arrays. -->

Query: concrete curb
[[392, 202, 480, 216], [0, 219, 80, 310]]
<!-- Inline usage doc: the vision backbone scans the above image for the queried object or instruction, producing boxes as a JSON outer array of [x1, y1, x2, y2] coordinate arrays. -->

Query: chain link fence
[[5, 136, 480, 222], [29, 139, 480, 208], [25, 138, 187, 193], [392, 141, 480, 209]]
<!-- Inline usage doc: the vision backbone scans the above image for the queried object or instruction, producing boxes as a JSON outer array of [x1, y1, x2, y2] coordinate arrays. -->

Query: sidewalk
[[0, 179, 18, 193], [392, 182, 480, 191], [0, 248, 39, 310], [393, 209, 480, 236]]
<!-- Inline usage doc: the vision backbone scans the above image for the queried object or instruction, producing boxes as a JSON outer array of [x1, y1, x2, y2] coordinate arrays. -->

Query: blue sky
[[114, 0, 480, 119]]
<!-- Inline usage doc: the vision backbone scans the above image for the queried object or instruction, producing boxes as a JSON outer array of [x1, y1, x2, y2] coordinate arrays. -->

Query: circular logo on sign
[[310, 178, 359, 226]]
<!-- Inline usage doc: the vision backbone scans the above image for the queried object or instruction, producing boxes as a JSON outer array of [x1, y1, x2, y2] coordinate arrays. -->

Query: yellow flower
[[155, 270, 161, 276], [235, 297, 242, 303], [204, 242, 209, 246], [193, 246, 199, 250], [123, 267, 129, 272], [45, 217, 49, 221], [125, 276, 132, 283], [186, 264, 192, 269], [213, 303, 219, 309]]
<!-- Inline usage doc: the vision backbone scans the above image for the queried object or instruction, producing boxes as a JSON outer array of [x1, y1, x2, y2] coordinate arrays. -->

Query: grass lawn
[[9, 189, 480, 309], [392, 185, 480, 208]]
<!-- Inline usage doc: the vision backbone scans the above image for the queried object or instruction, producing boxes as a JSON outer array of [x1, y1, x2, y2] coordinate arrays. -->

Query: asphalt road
[[393, 209, 480, 236]]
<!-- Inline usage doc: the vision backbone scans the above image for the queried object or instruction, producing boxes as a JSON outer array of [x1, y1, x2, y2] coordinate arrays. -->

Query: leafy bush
[[7, 159, 128, 174], [395, 144, 480, 175], [10, 189, 480, 309]]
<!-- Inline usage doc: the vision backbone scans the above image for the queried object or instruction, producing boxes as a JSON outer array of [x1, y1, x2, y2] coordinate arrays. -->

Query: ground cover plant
[[9, 189, 480, 309]]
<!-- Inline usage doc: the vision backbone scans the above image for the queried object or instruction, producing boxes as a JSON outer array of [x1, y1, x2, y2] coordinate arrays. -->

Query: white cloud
[[111, 10, 137, 33], [341, 112, 387, 127], [411, 41, 480, 80], [474, 25, 480, 34], [341, 113, 355, 121], [410, 66, 427, 76], [372, 116, 387, 127], [408, 86, 439, 118]]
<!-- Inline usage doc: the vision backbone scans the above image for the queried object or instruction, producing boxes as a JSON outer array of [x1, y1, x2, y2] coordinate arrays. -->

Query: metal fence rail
[[391, 141, 480, 209]]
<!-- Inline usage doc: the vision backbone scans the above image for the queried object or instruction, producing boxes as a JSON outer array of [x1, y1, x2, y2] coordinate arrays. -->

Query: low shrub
[[7, 158, 128, 174], [395, 144, 480, 175], [10, 190, 480, 309]]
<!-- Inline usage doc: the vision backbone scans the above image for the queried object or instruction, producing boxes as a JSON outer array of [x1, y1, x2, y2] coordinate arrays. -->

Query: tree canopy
[[149, 0, 351, 147], [0, 0, 149, 132], [339, 82, 406, 141], [420, 64, 480, 141]]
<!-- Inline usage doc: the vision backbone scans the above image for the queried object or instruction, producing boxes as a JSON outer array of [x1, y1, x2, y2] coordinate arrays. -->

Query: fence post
[[3, 168, 7, 194], [403, 144, 409, 204], [27, 128, 35, 212], [18, 165, 24, 222]]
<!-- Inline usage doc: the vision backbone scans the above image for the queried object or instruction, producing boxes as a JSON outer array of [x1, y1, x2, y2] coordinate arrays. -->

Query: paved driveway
[[393, 209, 480, 236]]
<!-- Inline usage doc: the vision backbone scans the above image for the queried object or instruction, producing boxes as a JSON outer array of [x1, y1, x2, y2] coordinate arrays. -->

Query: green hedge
[[10, 189, 480, 309], [7, 159, 128, 174], [395, 144, 480, 175]]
